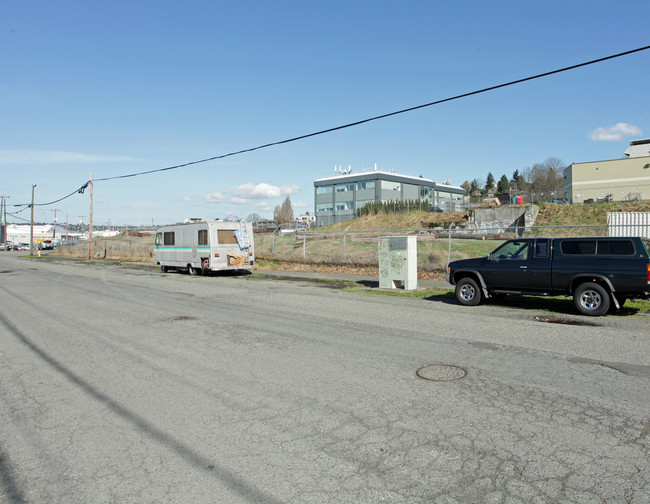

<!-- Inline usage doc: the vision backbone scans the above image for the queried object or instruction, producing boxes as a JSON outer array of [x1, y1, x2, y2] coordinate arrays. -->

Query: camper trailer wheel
[[188, 264, 198, 276], [161, 265, 168, 273]]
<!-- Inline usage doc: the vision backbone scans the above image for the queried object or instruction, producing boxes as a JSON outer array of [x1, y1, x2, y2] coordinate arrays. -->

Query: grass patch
[[623, 298, 650, 314], [346, 286, 454, 299]]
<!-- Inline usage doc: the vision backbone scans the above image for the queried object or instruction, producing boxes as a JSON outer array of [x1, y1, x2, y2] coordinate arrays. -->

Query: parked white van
[[154, 220, 254, 275]]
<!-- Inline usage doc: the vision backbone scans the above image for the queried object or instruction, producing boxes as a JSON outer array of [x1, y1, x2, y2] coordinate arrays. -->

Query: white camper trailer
[[153, 220, 254, 274]]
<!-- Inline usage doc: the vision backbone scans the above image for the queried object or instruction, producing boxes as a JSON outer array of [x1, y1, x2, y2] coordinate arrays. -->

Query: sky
[[1, 0, 649, 227]]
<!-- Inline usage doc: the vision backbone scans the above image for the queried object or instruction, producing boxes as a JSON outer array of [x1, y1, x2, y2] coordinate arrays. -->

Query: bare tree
[[273, 196, 294, 225], [521, 158, 566, 201]]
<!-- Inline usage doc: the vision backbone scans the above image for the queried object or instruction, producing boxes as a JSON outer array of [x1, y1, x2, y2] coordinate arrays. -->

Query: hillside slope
[[319, 202, 650, 231]]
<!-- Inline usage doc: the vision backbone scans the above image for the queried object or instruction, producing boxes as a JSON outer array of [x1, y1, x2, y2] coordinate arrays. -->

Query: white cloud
[[0, 149, 140, 164], [233, 182, 301, 199], [204, 182, 302, 211], [254, 201, 272, 211], [292, 201, 307, 209], [589, 123, 642, 142], [183, 196, 194, 202], [205, 192, 225, 203], [230, 197, 250, 204]]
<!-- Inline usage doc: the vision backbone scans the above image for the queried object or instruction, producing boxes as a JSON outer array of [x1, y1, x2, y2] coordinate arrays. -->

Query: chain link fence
[[256, 224, 650, 275], [56, 236, 153, 262], [53, 223, 649, 274]]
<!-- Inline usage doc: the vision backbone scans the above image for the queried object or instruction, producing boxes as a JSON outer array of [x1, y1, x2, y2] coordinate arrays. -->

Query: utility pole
[[50, 208, 60, 241], [88, 171, 93, 261], [0, 195, 8, 246], [30, 184, 36, 255]]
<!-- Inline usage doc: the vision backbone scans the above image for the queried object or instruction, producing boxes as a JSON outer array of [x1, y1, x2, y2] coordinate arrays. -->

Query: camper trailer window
[[198, 230, 208, 245], [217, 230, 238, 245], [154, 233, 162, 246], [163, 232, 175, 246]]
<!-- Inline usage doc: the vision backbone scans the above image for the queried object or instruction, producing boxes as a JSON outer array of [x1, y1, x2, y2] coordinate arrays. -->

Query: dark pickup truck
[[446, 236, 650, 316]]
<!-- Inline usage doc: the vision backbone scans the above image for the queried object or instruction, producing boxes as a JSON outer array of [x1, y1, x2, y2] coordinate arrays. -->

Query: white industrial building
[[4, 224, 78, 246]]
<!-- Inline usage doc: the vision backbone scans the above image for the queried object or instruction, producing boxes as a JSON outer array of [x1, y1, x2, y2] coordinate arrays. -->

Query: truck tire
[[188, 264, 198, 276], [455, 277, 482, 306], [574, 282, 610, 316]]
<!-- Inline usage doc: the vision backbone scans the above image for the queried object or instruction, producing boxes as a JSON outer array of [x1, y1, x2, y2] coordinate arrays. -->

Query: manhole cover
[[416, 364, 467, 381]]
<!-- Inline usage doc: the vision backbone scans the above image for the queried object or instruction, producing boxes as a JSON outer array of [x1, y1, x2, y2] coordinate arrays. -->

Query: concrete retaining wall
[[471, 205, 539, 234]]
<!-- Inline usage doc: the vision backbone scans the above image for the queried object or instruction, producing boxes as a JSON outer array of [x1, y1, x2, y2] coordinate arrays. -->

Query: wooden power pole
[[30, 184, 36, 255], [88, 171, 93, 261]]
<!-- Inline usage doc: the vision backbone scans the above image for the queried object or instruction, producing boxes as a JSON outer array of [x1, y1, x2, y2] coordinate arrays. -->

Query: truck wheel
[[455, 277, 482, 306], [574, 282, 610, 316], [188, 264, 197, 276]]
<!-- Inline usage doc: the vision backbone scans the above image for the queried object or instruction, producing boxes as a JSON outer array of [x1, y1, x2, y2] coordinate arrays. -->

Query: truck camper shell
[[154, 220, 254, 275]]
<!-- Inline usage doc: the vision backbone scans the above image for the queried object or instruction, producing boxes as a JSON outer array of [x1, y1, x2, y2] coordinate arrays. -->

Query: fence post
[[447, 222, 454, 270], [271, 228, 278, 253], [303, 231, 306, 262], [342, 225, 351, 261]]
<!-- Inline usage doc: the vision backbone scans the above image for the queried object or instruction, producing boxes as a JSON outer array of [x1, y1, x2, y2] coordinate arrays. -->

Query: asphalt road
[[0, 253, 648, 503]]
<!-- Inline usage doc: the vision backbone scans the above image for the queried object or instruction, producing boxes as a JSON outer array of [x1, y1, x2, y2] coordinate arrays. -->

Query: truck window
[[154, 233, 162, 247], [560, 240, 596, 255], [198, 230, 208, 246], [596, 240, 634, 256], [493, 240, 529, 260], [535, 239, 549, 258], [163, 232, 175, 246]]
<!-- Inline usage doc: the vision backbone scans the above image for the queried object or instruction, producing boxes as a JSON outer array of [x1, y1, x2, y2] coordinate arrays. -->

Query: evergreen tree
[[485, 172, 495, 192], [496, 175, 511, 193]]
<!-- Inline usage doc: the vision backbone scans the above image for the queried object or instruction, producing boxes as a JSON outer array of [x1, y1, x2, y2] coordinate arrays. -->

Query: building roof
[[569, 154, 650, 167], [314, 170, 463, 191], [7, 224, 67, 234], [624, 138, 650, 158]]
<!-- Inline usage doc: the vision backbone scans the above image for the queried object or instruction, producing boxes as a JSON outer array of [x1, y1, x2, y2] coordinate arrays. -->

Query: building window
[[336, 202, 353, 211], [317, 185, 333, 194], [198, 230, 208, 245], [357, 180, 376, 190], [420, 186, 432, 201], [317, 203, 334, 212], [382, 181, 401, 191], [356, 199, 374, 210], [336, 183, 354, 192]]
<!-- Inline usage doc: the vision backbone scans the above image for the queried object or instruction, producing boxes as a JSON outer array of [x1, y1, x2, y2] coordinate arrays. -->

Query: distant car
[[15, 243, 29, 251], [41, 240, 53, 250], [0, 243, 5, 251]]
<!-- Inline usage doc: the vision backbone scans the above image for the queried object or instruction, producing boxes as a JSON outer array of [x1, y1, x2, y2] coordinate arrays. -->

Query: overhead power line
[[13, 43, 650, 208]]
